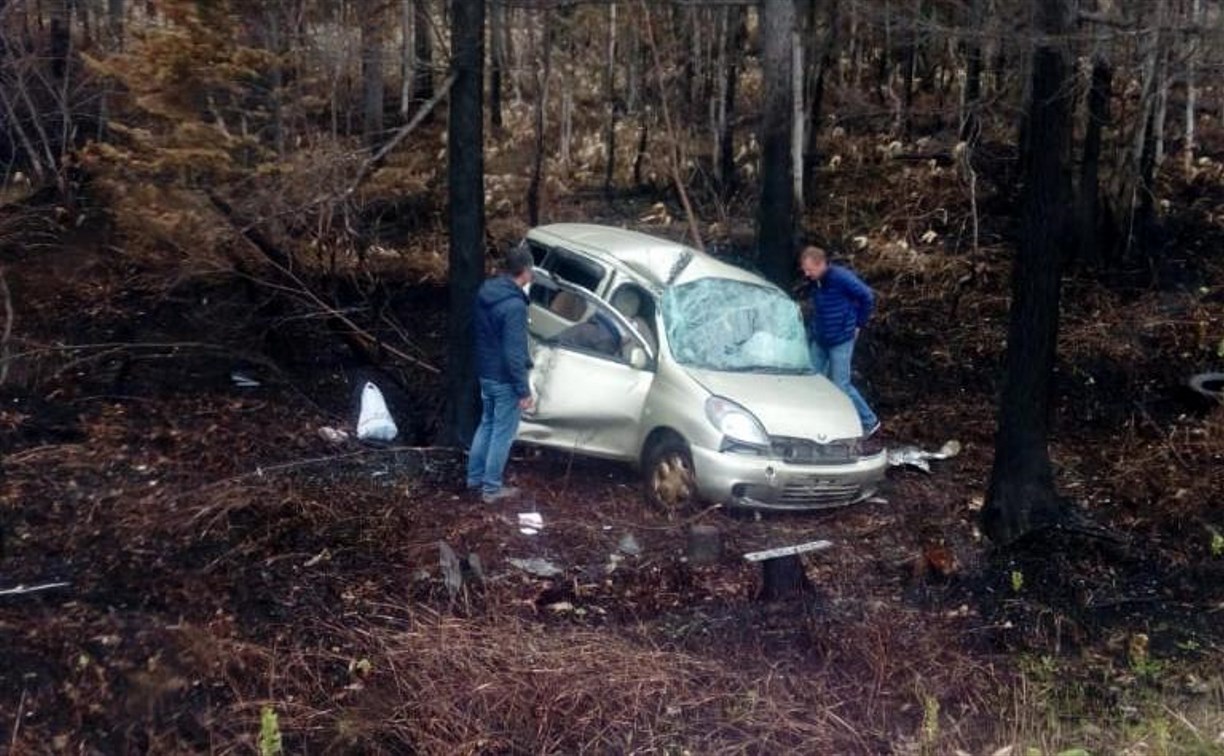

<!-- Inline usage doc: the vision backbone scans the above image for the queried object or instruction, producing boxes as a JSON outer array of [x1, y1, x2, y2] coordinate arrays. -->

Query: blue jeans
[[466, 379, 523, 494], [810, 337, 879, 432]]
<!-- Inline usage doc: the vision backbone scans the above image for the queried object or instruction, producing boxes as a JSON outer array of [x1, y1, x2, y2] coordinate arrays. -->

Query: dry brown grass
[[214, 606, 1012, 755]]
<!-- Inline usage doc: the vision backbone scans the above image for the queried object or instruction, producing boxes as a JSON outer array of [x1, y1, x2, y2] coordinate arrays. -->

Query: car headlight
[[705, 396, 769, 447]]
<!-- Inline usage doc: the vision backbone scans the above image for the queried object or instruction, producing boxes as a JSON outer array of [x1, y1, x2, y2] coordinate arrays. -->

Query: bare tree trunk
[[900, 0, 918, 138], [412, 0, 434, 107], [630, 120, 646, 187], [1077, 54, 1111, 267], [269, 4, 286, 158], [400, 0, 412, 117], [1184, 0, 1201, 176], [107, 0, 123, 49], [848, 0, 859, 88], [557, 5, 573, 169], [361, 0, 386, 147], [49, 0, 70, 82], [447, 0, 486, 446], [1153, 47, 1170, 168], [510, 6, 524, 107], [1113, 1, 1165, 264], [716, 6, 743, 196], [804, 0, 835, 206], [960, 0, 984, 143], [982, 0, 1074, 546], [757, 0, 797, 286], [490, 0, 505, 134], [560, 72, 573, 168], [876, 0, 892, 105], [527, 10, 552, 226], [603, 2, 618, 195], [791, 22, 804, 209], [712, 7, 728, 188]]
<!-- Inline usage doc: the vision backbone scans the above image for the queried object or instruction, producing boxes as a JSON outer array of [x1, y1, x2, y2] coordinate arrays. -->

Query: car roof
[[527, 223, 765, 289]]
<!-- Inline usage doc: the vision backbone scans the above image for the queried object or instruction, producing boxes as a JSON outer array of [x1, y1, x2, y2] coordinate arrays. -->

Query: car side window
[[527, 245, 606, 318], [543, 287, 651, 370], [548, 250, 605, 292], [607, 283, 658, 356]]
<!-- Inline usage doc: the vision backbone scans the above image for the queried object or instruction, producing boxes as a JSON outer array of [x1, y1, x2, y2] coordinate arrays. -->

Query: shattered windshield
[[662, 278, 813, 373]]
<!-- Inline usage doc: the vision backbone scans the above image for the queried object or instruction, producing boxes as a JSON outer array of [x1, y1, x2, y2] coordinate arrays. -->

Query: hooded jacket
[[805, 265, 875, 348], [474, 275, 532, 398]]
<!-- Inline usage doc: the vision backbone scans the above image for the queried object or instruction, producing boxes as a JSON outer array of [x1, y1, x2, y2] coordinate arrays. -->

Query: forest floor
[[3, 154, 1224, 753]]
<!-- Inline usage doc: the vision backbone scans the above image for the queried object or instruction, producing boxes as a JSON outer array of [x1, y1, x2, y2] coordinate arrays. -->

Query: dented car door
[[519, 279, 654, 461]]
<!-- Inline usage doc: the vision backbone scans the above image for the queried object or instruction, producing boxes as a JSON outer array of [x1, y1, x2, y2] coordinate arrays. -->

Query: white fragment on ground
[[508, 557, 564, 578], [617, 533, 642, 556], [318, 426, 350, 444], [518, 512, 544, 535], [887, 439, 962, 473]]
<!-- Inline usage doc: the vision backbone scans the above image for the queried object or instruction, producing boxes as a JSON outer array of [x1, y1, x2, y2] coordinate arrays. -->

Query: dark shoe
[[481, 486, 521, 504]]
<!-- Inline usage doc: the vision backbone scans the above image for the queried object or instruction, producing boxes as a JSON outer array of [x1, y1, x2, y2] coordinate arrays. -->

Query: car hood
[[685, 368, 863, 441]]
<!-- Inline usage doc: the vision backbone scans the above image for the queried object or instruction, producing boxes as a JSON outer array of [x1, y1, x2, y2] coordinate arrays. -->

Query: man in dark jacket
[[800, 244, 880, 436], [467, 245, 535, 503]]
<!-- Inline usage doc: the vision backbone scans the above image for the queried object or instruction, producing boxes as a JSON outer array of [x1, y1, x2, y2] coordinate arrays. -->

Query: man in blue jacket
[[800, 244, 881, 436], [467, 245, 535, 503]]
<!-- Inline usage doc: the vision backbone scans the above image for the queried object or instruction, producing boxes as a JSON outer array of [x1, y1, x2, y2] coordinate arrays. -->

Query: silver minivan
[[518, 223, 888, 514]]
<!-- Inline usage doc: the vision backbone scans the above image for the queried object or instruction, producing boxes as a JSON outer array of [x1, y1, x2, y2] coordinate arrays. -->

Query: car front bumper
[[690, 445, 888, 511]]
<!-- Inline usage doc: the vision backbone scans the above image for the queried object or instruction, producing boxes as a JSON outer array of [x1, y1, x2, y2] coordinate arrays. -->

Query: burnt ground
[[2, 194, 1224, 755]]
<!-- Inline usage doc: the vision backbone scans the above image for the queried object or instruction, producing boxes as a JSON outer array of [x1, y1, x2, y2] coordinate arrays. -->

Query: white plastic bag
[[355, 382, 398, 442]]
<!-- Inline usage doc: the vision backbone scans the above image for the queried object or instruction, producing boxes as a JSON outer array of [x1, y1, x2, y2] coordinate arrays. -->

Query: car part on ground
[[886, 439, 963, 473]]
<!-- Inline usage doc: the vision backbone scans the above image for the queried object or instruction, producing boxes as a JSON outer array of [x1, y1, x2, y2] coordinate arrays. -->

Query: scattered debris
[[887, 439, 962, 473], [508, 557, 564, 578], [317, 426, 350, 444], [466, 553, 485, 583], [743, 540, 833, 563], [617, 533, 642, 556], [356, 382, 398, 442], [605, 552, 624, 575], [0, 581, 71, 597], [302, 549, 331, 568], [439, 542, 463, 599], [518, 512, 544, 535], [230, 370, 261, 388]]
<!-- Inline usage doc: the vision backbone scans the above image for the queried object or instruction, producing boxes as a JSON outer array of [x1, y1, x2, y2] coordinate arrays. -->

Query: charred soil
[[2, 191, 1224, 754]]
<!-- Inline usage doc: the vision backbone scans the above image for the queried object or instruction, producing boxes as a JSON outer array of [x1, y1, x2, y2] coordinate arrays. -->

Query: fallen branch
[[209, 198, 442, 375], [10, 689, 24, 751], [0, 581, 71, 597]]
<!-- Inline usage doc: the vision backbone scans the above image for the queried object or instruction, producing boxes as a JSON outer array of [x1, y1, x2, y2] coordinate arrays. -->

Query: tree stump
[[758, 555, 812, 601], [686, 524, 723, 566], [744, 540, 831, 602]]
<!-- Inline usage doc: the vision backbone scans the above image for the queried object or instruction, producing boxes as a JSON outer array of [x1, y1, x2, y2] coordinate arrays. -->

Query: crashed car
[[518, 223, 888, 514]]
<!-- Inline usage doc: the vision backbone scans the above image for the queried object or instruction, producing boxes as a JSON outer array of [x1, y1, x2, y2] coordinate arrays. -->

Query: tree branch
[[345, 72, 458, 198], [639, 0, 705, 252]]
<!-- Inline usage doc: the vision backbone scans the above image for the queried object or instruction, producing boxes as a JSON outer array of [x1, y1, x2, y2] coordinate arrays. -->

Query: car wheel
[[644, 436, 698, 518]]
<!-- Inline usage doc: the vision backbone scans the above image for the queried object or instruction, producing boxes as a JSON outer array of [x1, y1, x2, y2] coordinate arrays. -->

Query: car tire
[[644, 435, 699, 518]]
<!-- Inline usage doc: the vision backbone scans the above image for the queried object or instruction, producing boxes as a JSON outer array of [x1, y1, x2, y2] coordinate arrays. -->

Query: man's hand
[[518, 396, 535, 411]]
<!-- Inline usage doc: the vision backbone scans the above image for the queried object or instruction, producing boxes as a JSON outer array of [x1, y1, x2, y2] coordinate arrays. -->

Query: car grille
[[770, 436, 855, 465], [778, 478, 864, 508]]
